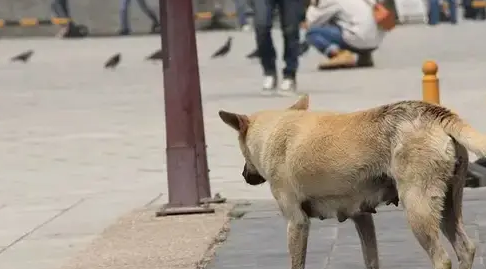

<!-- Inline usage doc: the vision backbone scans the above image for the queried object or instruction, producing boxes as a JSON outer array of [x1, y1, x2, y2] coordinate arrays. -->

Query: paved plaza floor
[[210, 191, 486, 269], [1, 21, 486, 268]]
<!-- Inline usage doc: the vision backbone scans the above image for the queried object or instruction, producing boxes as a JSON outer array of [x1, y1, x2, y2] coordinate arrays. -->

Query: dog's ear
[[288, 94, 310, 110], [218, 110, 249, 133]]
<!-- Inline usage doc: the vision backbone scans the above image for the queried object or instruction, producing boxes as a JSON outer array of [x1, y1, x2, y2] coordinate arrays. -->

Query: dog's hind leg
[[392, 136, 453, 269], [399, 183, 451, 269], [351, 213, 379, 269], [440, 183, 476, 269], [440, 144, 476, 269]]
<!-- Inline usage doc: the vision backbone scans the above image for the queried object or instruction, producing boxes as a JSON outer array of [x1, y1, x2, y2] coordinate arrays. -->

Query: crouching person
[[305, 0, 386, 69]]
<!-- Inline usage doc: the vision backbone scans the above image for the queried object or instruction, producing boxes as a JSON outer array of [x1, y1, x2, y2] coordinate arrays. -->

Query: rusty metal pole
[[156, 0, 214, 216], [193, 76, 212, 201], [194, 87, 226, 204]]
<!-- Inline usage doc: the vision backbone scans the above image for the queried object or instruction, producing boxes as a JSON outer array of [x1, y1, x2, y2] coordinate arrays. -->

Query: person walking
[[251, 0, 304, 96], [118, 0, 160, 35]]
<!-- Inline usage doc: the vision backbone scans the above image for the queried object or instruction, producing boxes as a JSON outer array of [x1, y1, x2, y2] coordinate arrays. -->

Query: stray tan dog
[[219, 95, 477, 269]]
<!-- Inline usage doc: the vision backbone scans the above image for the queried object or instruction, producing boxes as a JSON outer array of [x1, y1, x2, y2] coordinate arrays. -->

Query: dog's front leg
[[351, 213, 379, 269], [287, 218, 310, 269], [273, 191, 309, 269]]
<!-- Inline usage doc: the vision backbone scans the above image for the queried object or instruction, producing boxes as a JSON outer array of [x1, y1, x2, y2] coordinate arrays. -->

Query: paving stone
[[210, 190, 486, 269]]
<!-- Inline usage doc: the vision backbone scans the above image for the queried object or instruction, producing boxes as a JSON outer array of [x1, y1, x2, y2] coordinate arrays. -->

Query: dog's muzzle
[[242, 164, 266, 185]]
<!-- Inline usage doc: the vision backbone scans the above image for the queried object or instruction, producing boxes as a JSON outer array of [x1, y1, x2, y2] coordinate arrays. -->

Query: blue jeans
[[306, 25, 346, 56], [305, 25, 374, 56], [119, 0, 159, 31], [251, 0, 302, 79], [234, 0, 249, 26], [428, 0, 457, 24]]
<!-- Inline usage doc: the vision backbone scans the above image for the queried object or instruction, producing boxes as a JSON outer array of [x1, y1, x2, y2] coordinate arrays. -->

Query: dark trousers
[[120, 0, 159, 31], [51, 0, 75, 27], [251, 0, 302, 79], [51, 0, 70, 18], [234, 0, 249, 26]]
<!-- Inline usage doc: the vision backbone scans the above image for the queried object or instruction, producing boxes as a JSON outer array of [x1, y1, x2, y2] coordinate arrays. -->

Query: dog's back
[[246, 101, 463, 213], [248, 100, 471, 185]]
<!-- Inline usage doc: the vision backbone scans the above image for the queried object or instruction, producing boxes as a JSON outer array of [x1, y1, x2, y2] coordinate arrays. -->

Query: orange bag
[[365, 0, 396, 31]]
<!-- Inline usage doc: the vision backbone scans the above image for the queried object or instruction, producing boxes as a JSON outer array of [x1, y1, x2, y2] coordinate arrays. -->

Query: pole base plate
[[156, 203, 215, 217]]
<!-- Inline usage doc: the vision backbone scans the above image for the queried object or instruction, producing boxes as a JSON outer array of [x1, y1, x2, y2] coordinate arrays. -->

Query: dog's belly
[[301, 198, 350, 219], [300, 175, 399, 222], [302, 196, 364, 220]]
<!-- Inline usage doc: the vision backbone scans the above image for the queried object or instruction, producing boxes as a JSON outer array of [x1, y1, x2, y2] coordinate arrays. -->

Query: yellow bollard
[[422, 60, 440, 104]]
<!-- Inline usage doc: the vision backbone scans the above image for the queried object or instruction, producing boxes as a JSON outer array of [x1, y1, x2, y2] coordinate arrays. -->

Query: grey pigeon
[[104, 53, 121, 69], [11, 50, 34, 63], [146, 49, 163, 61], [211, 37, 232, 58]]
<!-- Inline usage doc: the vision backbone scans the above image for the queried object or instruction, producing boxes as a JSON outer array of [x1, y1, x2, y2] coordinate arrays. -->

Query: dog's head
[[218, 94, 310, 185]]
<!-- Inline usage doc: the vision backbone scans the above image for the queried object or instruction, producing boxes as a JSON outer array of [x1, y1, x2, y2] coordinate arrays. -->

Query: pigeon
[[298, 41, 310, 57], [104, 53, 121, 69], [145, 49, 163, 61], [211, 37, 232, 58], [11, 50, 34, 63], [246, 48, 259, 59]]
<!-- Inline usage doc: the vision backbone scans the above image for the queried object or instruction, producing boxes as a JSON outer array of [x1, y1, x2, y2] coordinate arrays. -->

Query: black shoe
[[118, 29, 131, 36], [357, 52, 374, 67], [62, 24, 89, 38]]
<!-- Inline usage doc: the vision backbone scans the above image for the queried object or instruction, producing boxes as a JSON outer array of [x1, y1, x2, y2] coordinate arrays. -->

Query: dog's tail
[[425, 104, 486, 157]]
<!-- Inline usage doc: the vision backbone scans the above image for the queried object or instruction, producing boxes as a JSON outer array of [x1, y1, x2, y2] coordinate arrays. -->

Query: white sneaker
[[261, 75, 277, 95], [241, 24, 251, 32], [278, 78, 297, 96]]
